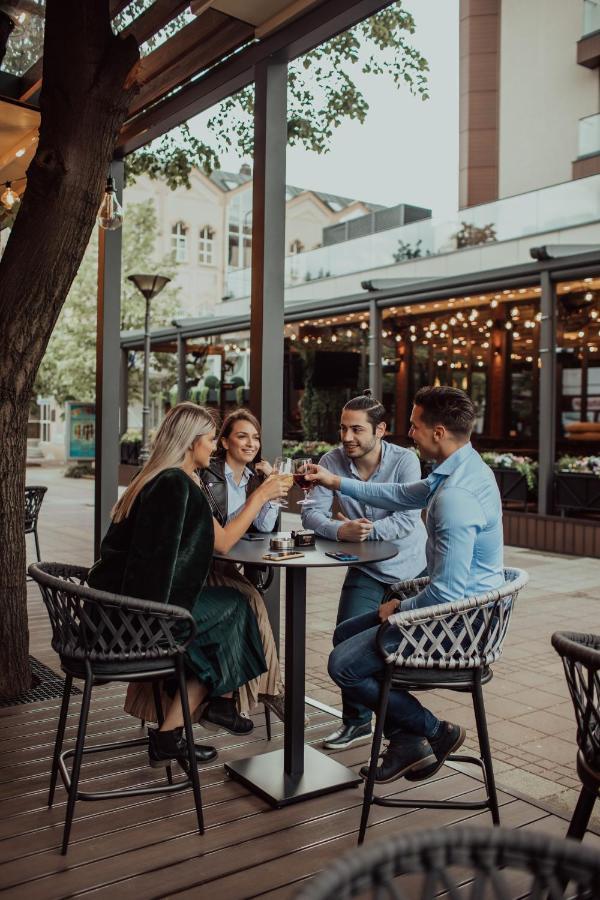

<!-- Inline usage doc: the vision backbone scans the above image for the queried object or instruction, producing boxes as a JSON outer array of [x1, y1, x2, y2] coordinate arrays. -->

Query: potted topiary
[[481, 452, 537, 509], [555, 455, 600, 515], [120, 429, 142, 465]]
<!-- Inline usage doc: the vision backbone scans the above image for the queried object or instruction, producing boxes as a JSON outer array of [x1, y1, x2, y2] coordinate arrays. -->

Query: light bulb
[[97, 175, 123, 230], [1, 182, 18, 210]]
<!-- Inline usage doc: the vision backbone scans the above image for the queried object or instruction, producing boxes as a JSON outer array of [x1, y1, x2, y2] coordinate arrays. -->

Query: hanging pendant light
[[97, 175, 123, 230], [1, 182, 18, 210]]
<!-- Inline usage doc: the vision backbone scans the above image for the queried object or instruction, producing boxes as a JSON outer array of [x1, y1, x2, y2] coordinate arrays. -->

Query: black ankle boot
[[148, 728, 217, 768], [201, 698, 254, 735]]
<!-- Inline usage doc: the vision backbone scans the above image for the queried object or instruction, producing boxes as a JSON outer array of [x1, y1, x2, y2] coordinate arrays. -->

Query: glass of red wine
[[293, 458, 315, 507]]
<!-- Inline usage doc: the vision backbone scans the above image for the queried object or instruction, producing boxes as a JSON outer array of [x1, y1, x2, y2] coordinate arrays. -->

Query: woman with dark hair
[[200, 409, 286, 723]]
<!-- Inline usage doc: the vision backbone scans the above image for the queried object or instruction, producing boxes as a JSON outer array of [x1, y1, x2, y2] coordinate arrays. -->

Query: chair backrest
[[28, 562, 195, 665], [295, 826, 600, 900], [388, 567, 529, 670], [552, 631, 600, 774], [25, 486, 47, 528]]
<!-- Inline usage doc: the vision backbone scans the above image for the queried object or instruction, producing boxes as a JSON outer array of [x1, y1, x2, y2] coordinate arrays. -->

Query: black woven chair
[[552, 631, 600, 840], [358, 567, 529, 845], [25, 485, 47, 562], [295, 826, 600, 899], [28, 562, 205, 855]]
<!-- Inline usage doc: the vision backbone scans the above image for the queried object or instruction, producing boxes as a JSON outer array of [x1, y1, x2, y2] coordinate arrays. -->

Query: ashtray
[[270, 534, 295, 551], [293, 529, 316, 547]]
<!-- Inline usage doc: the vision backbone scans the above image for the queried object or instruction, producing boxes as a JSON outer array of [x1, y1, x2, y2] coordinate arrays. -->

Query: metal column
[[369, 298, 382, 398], [95, 159, 124, 558], [177, 331, 187, 403], [119, 348, 128, 436], [538, 269, 557, 515], [249, 53, 287, 461]]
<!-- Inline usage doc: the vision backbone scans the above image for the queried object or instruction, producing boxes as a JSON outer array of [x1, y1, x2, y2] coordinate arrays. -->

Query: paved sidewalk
[[26, 467, 600, 829]]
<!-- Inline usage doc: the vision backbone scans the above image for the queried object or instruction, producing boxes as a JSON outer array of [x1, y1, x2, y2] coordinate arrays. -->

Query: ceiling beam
[[128, 10, 252, 117], [118, 0, 392, 155]]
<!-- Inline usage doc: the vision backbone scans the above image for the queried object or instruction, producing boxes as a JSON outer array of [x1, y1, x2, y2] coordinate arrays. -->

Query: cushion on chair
[[391, 665, 492, 691], [61, 656, 177, 680]]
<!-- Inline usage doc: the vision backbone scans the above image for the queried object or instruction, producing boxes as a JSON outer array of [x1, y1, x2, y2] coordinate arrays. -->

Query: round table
[[215, 535, 398, 808]]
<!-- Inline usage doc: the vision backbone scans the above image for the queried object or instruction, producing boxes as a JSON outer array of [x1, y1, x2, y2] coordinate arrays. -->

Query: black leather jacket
[[199, 457, 266, 530]]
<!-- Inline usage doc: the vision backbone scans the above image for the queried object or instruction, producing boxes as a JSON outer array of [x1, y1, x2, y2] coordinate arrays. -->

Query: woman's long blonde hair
[[112, 402, 216, 522]]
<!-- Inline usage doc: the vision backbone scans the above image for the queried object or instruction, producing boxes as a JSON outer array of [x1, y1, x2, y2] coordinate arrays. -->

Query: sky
[[188, 0, 459, 218]]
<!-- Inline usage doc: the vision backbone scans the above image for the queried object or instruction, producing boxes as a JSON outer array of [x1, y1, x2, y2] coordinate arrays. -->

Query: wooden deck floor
[[0, 587, 598, 898]]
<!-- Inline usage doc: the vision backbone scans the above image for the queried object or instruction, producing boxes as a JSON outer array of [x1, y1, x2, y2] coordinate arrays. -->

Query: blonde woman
[[88, 402, 289, 769]]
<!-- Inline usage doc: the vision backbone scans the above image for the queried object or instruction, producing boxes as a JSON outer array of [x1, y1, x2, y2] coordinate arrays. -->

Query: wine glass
[[272, 456, 294, 508], [293, 458, 315, 506]]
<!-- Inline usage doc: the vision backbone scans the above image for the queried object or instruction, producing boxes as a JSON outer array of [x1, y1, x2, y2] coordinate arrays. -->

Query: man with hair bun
[[302, 389, 427, 751], [307, 386, 504, 783]]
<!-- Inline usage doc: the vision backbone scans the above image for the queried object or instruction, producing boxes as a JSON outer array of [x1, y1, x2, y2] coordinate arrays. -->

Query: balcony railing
[[583, 0, 600, 35], [224, 173, 600, 301], [579, 113, 600, 157]]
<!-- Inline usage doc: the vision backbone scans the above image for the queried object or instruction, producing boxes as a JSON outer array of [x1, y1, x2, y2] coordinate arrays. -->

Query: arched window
[[199, 225, 215, 265], [171, 221, 188, 262]]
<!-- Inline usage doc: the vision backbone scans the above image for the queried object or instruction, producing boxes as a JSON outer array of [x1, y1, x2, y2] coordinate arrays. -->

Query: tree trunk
[[0, 0, 139, 697]]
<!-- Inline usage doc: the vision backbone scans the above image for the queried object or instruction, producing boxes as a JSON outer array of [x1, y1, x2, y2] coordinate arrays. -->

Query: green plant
[[282, 440, 336, 459], [481, 452, 538, 491], [454, 222, 497, 249], [556, 455, 600, 477], [120, 429, 141, 444]]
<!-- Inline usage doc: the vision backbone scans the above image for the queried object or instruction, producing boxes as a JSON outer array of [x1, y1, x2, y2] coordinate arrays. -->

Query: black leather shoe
[[323, 722, 373, 750], [404, 721, 466, 782], [201, 697, 254, 735], [359, 736, 435, 783], [148, 727, 217, 768]]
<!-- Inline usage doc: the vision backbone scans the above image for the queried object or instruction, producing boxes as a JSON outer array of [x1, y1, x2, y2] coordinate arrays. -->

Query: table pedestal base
[[224, 745, 362, 808]]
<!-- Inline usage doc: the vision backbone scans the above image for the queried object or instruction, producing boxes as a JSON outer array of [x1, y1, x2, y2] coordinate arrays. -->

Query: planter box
[[490, 467, 529, 510], [120, 440, 141, 466], [555, 472, 600, 515]]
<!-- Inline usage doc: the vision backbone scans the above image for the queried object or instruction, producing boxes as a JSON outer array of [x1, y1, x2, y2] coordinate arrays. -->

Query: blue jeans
[[328, 611, 440, 740], [336, 568, 387, 727]]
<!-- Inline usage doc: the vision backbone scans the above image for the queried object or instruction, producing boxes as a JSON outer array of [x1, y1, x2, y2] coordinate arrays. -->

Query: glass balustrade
[[583, 0, 600, 35], [579, 113, 600, 158]]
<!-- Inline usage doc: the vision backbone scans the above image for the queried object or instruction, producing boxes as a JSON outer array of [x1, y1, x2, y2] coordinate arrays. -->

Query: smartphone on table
[[325, 551, 360, 562]]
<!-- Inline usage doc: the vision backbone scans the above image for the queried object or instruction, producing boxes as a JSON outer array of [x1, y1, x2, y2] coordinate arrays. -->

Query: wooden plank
[[128, 13, 253, 116]]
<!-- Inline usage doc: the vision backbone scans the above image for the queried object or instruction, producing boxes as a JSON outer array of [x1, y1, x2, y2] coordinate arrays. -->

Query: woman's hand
[[259, 473, 290, 503], [254, 459, 273, 478], [304, 464, 341, 492], [378, 597, 401, 623]]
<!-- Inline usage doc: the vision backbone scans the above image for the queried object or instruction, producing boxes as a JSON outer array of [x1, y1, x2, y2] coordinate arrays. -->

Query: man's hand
[[336, 512, 374, 542], [378, 597, 400, 623], [305, 463, 341, 491]]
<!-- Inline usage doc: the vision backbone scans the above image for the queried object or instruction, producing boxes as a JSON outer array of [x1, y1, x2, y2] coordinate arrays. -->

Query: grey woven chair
[[358, 567, 529, 845], [552, 631, 600, 840], [25, 485, 47, 562], [28, 562, 204, 855], [295, 826, 600, 899]]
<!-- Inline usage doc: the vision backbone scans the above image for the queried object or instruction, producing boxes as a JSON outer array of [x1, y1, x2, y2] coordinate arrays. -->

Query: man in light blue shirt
[[302, 391, 426, 750], [308, 386, 504, 784]]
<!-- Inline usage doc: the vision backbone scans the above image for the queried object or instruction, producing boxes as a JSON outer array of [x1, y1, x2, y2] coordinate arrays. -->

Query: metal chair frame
[[25, 485, 47, 562], [295, 826, 600, 900], [29, 562, 204, 855], [358, 567, 529, 845], [552, 630, 600, 841]]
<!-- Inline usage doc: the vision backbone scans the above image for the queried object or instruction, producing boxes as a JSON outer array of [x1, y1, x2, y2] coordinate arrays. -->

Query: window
[[199, 226, 215, 265], [227, 192, 252, 270], [171, 221, 188, 262]]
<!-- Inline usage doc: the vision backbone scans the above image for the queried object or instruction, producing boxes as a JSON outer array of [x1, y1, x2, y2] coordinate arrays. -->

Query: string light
[[97, 174, 123, 230]]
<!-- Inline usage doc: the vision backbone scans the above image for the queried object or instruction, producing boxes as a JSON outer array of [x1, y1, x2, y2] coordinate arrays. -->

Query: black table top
[[214, 534, 398, 569]]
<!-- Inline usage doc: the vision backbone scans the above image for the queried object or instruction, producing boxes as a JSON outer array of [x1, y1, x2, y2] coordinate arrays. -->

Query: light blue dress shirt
[[225, 463, 278, 532], [302, 441, 427, 584], [338, 442, 504, 609]]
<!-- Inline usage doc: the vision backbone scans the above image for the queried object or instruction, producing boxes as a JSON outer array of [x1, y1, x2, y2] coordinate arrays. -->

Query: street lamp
[[127, 273, 171, 463]]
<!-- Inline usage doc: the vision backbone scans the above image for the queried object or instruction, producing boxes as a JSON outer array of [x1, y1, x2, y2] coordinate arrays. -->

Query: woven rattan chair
[[295, 826, 600, 899], [358, 567, 529, 845], [552, 631, 600, 840], [25, 485, 47, 562], [28, 562, 205, 854]]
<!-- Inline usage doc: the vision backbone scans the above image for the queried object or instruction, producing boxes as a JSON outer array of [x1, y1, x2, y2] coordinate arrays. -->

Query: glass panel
[[579, 114, 600, 157], [583, 0, 600, 35], [2, 1, 45, 77]]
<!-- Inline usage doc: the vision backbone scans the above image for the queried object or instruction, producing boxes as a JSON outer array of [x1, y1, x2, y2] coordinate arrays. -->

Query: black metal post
[[95, 159, 123, 558], [140, 296, 151, 463], [538, 270, 557, 515], [284, 566, 306, 778], [177, 331, 187, 403], [369, 298, 382, 398], [119, 348, 128, 436]]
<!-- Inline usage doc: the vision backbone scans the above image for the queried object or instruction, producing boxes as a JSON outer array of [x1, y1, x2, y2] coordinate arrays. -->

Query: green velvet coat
[[88, 467, 267, 696]]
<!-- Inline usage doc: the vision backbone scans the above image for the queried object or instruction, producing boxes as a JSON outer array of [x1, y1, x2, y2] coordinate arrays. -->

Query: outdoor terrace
[[1, 469, 598, 897]]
